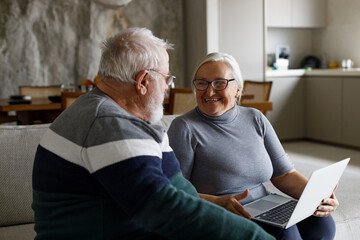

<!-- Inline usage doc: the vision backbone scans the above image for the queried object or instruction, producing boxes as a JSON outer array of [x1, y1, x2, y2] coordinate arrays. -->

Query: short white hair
[[192, 52, 243, 101], [98, 28, 173, 83]]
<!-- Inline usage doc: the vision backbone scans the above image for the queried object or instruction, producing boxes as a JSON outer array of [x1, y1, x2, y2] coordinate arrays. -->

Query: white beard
[[148, 91, 164, 124]]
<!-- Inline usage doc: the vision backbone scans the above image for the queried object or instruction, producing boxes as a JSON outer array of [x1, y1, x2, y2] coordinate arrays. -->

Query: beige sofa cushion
[[0, 124, 49, 226], [0, 223, 35, 240]]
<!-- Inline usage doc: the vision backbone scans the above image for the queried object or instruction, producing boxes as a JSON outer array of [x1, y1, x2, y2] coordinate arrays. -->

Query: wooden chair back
[[61, 92, 86, 111], [167, 88, 197, 115], [19, 85, 62, 98], [241, 80, 273, 115]]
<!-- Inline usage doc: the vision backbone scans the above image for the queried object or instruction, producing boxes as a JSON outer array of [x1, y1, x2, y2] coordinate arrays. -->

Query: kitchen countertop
[[266, 68, 360, 78]]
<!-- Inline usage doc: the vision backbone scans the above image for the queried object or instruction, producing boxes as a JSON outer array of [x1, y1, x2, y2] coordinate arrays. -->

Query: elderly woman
[[168, 52, 338, 239]]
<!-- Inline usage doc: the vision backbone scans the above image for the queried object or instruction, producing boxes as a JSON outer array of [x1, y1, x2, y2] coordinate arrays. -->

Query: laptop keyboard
[[255, 200, 298, 224]]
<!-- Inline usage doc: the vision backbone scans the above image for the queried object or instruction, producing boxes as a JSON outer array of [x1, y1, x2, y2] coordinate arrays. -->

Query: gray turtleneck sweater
[[168, 106, 293, 204]]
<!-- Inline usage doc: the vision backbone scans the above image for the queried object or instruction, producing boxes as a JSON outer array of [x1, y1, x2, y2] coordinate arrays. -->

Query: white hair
[[98, 28, 173, 83], [192, 52, 244, 102]]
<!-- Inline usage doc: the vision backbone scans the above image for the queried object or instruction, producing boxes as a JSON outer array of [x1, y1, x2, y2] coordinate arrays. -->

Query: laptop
[[244, 158, 350, 229]]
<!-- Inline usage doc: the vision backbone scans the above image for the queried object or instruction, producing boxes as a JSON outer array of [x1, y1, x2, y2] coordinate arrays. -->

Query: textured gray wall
[[0, 0, 184, 98]]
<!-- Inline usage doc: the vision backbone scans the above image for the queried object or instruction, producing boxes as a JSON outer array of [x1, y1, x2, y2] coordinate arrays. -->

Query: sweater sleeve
[[168, 117, 195, 180], [259, 113, 294, 177], [89, 119, 273, 240], [134, 182, 275, 240], [93, 150, 273, 240]]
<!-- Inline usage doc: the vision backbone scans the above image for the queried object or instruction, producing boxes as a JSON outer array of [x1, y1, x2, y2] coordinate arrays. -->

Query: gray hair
[[98, 28, 173, 83], [192, 52, 243, 102]]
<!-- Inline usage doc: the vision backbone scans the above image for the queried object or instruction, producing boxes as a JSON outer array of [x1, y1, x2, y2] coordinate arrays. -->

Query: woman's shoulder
[[236, 106, 273, 133], [237, 105, 263, 118]]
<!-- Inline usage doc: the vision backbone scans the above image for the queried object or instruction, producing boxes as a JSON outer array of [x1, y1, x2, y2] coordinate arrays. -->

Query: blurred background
[[0, 0, 185, 98], [1, 0, 360, 98]]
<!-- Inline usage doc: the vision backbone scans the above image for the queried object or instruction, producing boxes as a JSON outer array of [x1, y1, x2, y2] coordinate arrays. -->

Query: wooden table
[[0, 98, 61, 125]]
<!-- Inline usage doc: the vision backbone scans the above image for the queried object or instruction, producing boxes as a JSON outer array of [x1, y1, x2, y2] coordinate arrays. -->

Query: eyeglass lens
[[149, 69, 175, 86], [166, 76, 175, 86], [193, 79, 232, 91]]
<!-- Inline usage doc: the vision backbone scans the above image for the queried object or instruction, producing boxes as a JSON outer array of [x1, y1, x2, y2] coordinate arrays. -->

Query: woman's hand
[[314, 187, 339, 217], [271, 170, 339, 218], [199, 190, 251, 219]]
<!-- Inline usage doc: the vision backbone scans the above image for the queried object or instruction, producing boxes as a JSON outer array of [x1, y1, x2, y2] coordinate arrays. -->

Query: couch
[[1, 115, 359, 239]]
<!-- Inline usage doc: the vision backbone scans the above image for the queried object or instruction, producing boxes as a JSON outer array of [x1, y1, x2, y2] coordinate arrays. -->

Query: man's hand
[[215, 189, 251, 219], [199, 190, 251, 219]]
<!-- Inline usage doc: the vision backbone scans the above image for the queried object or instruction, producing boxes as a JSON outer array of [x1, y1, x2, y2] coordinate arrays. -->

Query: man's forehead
[[162, 48, 169, 61], [160, 48, 170, 72]]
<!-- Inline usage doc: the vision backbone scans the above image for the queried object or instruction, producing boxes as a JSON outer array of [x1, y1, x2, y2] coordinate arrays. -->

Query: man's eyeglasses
[[193, 79, 235, 91], [148, 69, 176, 86]]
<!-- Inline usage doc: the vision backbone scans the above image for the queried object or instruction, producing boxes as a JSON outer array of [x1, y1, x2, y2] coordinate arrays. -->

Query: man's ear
[[135, 70, 150, 95]]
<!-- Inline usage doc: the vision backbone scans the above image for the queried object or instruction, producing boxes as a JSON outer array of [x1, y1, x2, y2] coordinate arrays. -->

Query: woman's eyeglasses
[[193, 79, 235, 91]]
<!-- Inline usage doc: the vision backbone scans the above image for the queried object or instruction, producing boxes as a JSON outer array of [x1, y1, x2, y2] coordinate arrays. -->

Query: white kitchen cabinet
[[267, 72, 360, 148], [343, 78, 360, 147], [266, 0, 291, 28], [267, 0, 326, 28], [305, 77, 342, 144], [292, 0, 326, 28], [266, 77, 305, 140]]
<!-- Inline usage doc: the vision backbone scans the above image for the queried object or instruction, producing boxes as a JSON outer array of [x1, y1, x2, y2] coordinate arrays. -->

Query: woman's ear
[[235, 88, 240, 98], [135, 70, 150, 95]]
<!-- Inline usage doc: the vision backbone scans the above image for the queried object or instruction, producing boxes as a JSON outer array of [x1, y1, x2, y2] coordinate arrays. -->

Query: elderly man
[[32, 28, 273, 240]]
